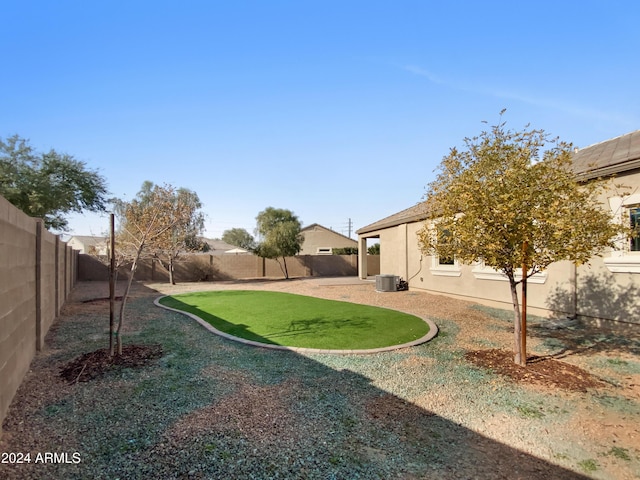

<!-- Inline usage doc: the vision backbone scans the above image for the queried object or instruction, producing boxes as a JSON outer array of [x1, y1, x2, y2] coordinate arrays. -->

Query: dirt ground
[[2, 277, 639, 479]]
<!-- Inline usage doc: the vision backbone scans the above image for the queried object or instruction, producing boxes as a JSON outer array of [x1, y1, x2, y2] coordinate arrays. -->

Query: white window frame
[[471, 262, 548, 283], [426, 222, 462, 276], [628, 205, 640, 252], [603, 194, 640, 273], [430, 254, 462, 276]]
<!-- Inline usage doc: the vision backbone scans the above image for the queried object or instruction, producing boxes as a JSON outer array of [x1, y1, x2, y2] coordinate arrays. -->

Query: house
[[201, 238, 247, 255], [224, 247, 250, 255], [299, 223, 358, 255], [68, 236, 245, 257], [67, 235, 109, 255], [357, 130, 640, 324]]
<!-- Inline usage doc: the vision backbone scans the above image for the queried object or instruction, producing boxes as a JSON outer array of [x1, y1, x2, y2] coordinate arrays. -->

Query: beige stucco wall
[[299, 225, 357, 255], [367, 255, 380, 276], [378, 224, 409, 279], [374, 221, 571, 317], [363, 168, 640, 323], [573, 256, 640, 323], [568, 169, 640, 323]]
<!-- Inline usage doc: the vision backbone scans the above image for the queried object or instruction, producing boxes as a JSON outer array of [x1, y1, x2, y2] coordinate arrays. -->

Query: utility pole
[[338, 218, 354, 238]]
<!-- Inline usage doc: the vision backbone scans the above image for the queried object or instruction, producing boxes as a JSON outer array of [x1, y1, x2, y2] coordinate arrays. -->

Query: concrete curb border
[[154, 294, 439, 355]]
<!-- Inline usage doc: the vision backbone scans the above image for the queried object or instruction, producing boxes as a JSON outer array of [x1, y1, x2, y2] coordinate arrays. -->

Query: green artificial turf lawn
[[159, 290, 429, 350]]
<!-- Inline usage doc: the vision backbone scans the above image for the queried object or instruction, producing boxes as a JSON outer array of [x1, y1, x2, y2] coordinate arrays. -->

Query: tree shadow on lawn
[[472, 302, 640, 361], [158, 296, 281, 345], [150, 361, 592, 480], [539, 271, 640, 360], [526, 309, 640, 362], [1, 280, 595, 479], [161, 297, 375, 344], [529, 321, 640, 362], [546, 271, 640, 326], [277, 316, 372, 337]]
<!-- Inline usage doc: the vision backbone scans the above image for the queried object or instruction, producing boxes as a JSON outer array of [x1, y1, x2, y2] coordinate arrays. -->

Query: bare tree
[[111, 183, 195, 355], [145, 184, 207, 284]]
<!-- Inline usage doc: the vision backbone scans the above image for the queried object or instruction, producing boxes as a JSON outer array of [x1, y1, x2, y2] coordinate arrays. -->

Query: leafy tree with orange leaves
[[418, 114, 623, 366]]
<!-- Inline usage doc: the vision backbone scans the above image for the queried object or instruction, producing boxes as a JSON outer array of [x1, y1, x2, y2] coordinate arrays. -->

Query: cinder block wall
[[79, 253, 361, 282], [37, 227, 58, 350], [0, 196, 77, 437], [0, 196, 37, 439]]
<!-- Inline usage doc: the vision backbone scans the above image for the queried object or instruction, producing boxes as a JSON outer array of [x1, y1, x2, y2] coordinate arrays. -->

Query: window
[[438, 256, 455, 266], [603, 197, 640, 273], [430, 227, 461, 276], [436, 228, 455, 265], [631, 207, 640, 252], [430, 254, 461, 276], [316, 247, 332, 255]]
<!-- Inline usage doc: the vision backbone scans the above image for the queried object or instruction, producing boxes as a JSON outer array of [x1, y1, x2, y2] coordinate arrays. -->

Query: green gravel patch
[[600, 357, 640, 374], [471, 304, 547, 325], [538, 337, 569, 355]]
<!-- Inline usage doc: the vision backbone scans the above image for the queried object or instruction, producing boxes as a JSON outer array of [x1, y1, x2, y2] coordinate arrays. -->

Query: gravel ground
[[1, 277, 639, 479]]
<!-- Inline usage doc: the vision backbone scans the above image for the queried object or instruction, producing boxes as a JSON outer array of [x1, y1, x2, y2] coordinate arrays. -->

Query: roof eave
[[356, 212, 429, 235], [575, 158, 640, 181]]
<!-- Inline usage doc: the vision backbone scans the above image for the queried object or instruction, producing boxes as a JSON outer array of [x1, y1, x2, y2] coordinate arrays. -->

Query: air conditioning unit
[[375, 274, 397, 292]]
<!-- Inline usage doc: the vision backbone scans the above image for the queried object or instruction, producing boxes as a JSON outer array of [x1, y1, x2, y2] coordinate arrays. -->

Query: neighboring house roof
[[67, 235, 109, 255], [301, 223, 356, 243], [224, 247, 249, 254], [201, 238, 244, 255], [357, 130, 640, 236], [68, 235, 108, 246]]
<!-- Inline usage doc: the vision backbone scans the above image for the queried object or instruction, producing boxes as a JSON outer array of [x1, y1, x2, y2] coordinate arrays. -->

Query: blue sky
[[2, 1, 639, 239]]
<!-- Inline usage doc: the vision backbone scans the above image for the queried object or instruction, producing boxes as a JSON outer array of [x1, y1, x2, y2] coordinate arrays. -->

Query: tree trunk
[[517, 275, 528, 366], [517, 241, 529, 366], [508, 275, 524, 365], [116, 246, 142, 356], [169, 255, 175, 285], [520, 257, 528, 367], [282, 256, 289, 279]]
